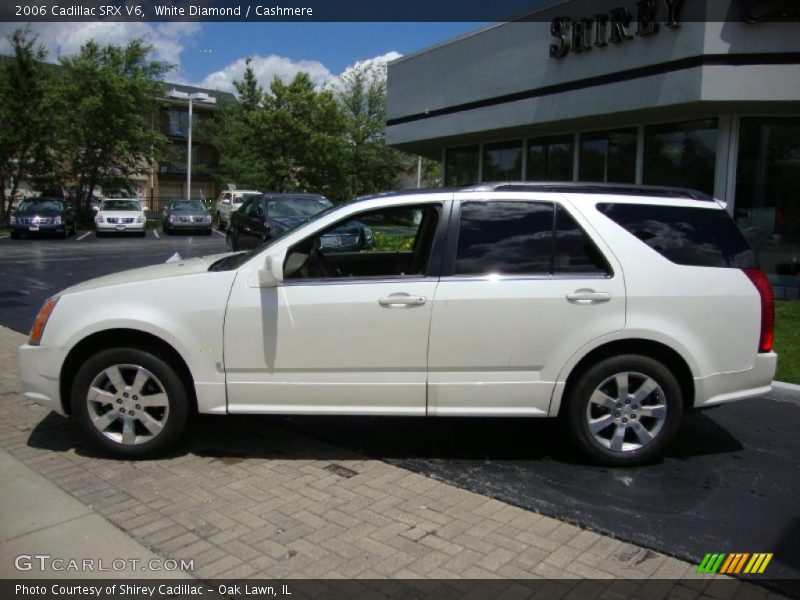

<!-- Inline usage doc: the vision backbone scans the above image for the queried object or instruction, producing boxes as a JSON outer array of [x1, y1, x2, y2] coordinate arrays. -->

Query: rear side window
[[598, 203, 757, 268], [454, 201, 610, 276]]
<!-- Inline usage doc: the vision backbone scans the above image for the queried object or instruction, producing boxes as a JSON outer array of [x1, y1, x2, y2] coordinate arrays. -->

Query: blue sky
[[0, 21, 487, 92]]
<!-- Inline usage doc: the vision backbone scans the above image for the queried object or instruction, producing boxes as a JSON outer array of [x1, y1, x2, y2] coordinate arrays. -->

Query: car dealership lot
[[0, 231, 798, 593]]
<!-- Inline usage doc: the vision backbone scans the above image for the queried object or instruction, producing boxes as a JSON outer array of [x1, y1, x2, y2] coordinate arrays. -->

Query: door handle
[[378, 293, 427, 307], [566, 289, 611, 304]]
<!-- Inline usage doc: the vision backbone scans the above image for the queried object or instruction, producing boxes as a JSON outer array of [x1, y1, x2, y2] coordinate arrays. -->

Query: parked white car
[[19, 183, 777, 465], [215, 190, 261, 229], [94, 199, 147, 236]]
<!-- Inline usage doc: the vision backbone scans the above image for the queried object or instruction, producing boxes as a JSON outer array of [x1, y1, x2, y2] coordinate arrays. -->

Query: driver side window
[[284, 204, 441, 280]]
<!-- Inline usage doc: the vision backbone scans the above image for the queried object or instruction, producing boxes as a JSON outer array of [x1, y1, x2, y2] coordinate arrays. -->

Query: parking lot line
[[0, 234, 9, 239], [212, 229, 225, 237], [152, 229, 160, 239], [76, 231, 92, 241]]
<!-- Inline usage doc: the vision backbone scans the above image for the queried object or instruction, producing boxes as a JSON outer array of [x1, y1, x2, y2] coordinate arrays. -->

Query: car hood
[[15, 208, 63, 216], [268, 216, 306, 231], [61, 253, 232, 295]]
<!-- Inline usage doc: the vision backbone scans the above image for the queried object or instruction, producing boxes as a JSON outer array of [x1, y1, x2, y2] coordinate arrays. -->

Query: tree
[[0, 29, 52, 225], [46, 40, 171, 210], [334, 59, 405, 198], [205, 58, 272, 191]]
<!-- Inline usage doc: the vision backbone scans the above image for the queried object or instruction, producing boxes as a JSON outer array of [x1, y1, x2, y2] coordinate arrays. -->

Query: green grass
[[774, 300, 800, 384]]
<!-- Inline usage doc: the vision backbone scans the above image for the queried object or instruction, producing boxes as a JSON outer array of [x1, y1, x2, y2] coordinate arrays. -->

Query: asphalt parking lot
[[1, 229, 798, 593], [0, 228, 227, 331]]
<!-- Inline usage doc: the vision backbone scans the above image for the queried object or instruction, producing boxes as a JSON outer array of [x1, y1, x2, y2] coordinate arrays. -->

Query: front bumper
[[693, 352, 778, 408], [18, 343, 65, 416], [95, 222, 145, 233], [166, 220, 212, 230]]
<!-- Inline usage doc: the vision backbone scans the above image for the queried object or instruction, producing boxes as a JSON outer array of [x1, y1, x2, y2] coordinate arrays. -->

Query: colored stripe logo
[[697, 553, 773, 574]]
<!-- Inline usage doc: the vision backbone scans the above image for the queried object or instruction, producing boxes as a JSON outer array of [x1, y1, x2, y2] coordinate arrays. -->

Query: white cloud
[[198, 54, 332, 93], [0, 21, 201, 72], [198, 50, 403, 95], [326, 50, 402, 93]]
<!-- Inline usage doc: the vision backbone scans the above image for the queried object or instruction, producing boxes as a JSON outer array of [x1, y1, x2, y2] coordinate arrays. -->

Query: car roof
[[263, 193, 328, 200]]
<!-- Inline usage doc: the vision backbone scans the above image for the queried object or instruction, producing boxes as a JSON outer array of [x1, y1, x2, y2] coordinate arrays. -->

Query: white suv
[[19, 183, 777, 466], [215, 189, 261, 229]]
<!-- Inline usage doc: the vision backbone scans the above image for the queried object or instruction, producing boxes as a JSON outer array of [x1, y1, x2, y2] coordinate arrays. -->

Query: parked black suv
[[226, 193, 374, 252], [10, 198, 77, 239]]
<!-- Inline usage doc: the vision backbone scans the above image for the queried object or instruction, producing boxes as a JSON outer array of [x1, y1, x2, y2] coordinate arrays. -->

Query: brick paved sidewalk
[[0, 326, 779, 597]]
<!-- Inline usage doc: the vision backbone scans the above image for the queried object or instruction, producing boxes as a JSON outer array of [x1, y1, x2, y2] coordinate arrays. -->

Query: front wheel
[[71, 347, 190, 459], [565, 355, 683, 467]]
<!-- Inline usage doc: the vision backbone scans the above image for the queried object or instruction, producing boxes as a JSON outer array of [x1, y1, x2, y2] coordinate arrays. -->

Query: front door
[[223, 201, 446, 414]]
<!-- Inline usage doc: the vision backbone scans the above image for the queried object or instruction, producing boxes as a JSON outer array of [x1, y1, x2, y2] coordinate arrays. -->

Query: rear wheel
[[71, 347, 190, 459], [565, 355, 682, 466]]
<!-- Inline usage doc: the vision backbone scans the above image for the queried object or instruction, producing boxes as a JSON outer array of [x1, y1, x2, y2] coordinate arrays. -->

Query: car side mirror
[[257, 253, 284, 288], [142, 206, 149, 211]]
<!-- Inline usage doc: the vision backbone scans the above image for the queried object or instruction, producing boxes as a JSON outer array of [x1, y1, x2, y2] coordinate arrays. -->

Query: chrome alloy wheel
[[86, 364, 170, 446], [585, 371, 667, 453]]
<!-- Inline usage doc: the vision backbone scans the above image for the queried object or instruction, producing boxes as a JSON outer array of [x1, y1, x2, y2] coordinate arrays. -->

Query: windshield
[[101, 200, 140, 211], [18, 200, 64, 212], [267, 197, 333, 218], [169, 201, 205, 212], [209, 199, 344, 272], [234, 193, 261, 205]]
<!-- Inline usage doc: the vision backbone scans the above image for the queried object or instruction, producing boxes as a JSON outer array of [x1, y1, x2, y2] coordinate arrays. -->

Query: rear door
[[427, 194, 626, 416]]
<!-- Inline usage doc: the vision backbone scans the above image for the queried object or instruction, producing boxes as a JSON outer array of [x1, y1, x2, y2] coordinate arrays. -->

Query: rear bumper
[[693, 352, 778, 408], [18, 343, 65, 416]]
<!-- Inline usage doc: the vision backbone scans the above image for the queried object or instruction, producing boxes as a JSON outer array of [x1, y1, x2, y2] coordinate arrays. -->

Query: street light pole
[[168, 89, 216, 200], [186, 95, 193, 200]]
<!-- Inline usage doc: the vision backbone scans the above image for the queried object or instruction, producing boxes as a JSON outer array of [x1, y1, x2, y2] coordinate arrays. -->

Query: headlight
[[203, 214, 212, 222], [136, 216, 144, 223], [53, 216, 62, 225], [96, 215, 104, 223], [10, 217, 17, 225], [169, 215, 177, 223], [29, 296, 59, 346]]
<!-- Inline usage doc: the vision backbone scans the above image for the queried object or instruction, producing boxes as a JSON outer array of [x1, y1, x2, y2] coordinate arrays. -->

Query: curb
[[773, 380, 800, 393]]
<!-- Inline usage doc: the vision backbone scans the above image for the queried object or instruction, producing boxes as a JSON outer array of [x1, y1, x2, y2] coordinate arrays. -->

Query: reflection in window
[[644, 119, 717, 194], [580, 128, 637, 183], [527, 136, 574, 181], [482, 141, 523, 181], [735, 118, 800, 298], [445, 146, 479, 186]]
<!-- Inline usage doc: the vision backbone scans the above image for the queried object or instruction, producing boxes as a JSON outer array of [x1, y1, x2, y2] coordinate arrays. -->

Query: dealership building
[[386, 0, 800, 297]]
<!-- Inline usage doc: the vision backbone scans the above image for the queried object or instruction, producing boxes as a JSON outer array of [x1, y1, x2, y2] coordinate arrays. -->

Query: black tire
[[217, 213, 225, 231], [565, 354, 683, 467], [226, 229, 239, 251], [71, 347, 190, 459], [10, 230, 20, 239], [139, 230, 146, 237], [204, 228, 212, 236], [163, 225, 171, 235], [58, 227, 68, 239]]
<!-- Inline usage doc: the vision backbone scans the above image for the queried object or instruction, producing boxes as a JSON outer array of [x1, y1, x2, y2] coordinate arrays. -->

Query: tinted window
[[455, 202, 554, 275], [445, 146, 479, 186], [598, 203, 757, 268], [267, 197, 333, 218], [169, 201, 205, 211], [555, 206, 610, 274], [483, 141, 523, 180]]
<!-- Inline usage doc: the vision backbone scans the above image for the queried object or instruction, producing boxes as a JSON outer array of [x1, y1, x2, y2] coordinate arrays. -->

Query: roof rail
[[461, 181, 715, 201]]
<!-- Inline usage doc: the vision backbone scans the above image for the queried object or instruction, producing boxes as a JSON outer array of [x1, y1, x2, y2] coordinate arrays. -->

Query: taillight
[[742, 268, 774, 353], [29, 296, 59, 346]]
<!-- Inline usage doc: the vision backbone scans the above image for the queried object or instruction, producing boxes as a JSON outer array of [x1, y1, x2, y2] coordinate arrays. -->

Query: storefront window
[[527, 136, 574, 181], [644, 119, 717, 195], [445, 146, 479, 186], [735, 118, 800, 299], [579, 128, 637, 183], [482, 141, 523, 181]]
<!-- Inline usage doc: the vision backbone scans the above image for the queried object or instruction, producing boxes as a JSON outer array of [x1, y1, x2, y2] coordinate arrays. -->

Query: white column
[[186, 98, 193, 200]]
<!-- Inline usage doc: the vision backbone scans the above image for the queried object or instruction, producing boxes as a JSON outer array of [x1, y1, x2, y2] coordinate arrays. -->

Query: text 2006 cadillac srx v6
[[19, 183, 777, 466]]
